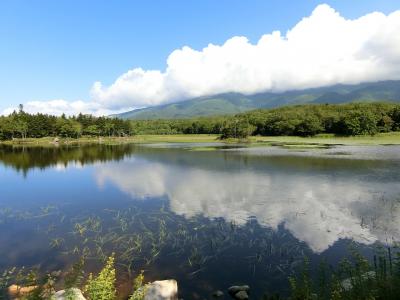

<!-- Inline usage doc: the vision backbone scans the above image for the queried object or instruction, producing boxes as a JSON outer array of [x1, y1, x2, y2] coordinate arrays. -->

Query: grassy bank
[[2, 132, 400, 146], [93, 132, 400, 146], [0, 135, 220, 146], [0, 136, 137, 146], [249, 132, 400, 145]]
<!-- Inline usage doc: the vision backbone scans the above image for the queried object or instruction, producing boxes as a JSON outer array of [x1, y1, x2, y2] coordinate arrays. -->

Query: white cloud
[[1, 99, 129, 117], [3, 4, 400, 115], [91, 4, 400, 111]]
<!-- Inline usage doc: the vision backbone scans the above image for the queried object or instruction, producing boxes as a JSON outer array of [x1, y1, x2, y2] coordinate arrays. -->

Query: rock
[[54, 288, 86, 300], [53, 138, 60, 144], [144, 279, 178, 300], [311, 293, 318, 300], [51, 270, 62, 277], [8, 284, 38, 298], [234, 290, 249, 300], [228, 285, 250, 299], [228, 285, 250, 295], [212, 290, 224, 298]]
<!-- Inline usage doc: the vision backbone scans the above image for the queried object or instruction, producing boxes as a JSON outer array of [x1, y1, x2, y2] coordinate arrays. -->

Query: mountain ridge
[[116, 80, 400, 119]]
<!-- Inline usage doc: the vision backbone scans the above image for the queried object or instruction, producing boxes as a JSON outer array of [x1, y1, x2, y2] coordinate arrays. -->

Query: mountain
[[116, 93, 256, 120], [116, 80, 400, 119]]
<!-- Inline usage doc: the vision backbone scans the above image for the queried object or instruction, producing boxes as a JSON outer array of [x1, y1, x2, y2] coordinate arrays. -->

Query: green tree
[[378, 115, 394, 132], [84, 125, 100, 136], [339, 111, 378, 135], [295, 115, 324, 136], [104, 123, 115, 137], [56, 119, 82, 138], [391, 107, 400, 130], [221, 118, 256, 139]]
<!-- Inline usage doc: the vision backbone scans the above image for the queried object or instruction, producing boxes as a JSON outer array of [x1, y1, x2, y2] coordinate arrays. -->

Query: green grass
[[250, 132, 400, 145], [132, 134, 220, 143], [0, 135, 221, 146], [134, 132, 400, 145], [2, 132, 400, 147], [0, 136, 139, 147]]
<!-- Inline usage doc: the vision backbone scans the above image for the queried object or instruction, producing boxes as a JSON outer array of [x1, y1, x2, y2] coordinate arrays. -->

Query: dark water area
[[0, 143, 399, 299]]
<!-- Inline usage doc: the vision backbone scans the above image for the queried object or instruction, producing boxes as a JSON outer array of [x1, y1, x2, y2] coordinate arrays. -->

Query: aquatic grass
[[4, 201, 398, 299], [286, 247, 400, 300], [1, 139, 399, 299], [63, 258, 86, 300], [49, 238, 64, 249], [0, 268, 16, 299], [0, 267, 58, 300]]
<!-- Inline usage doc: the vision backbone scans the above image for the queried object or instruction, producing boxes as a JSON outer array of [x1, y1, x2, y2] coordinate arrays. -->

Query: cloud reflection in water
[[95, 154, 400, 253]]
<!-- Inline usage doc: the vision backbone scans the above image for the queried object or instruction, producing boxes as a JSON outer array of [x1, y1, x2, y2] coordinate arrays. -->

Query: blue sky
[[1, 0, 399, 114]]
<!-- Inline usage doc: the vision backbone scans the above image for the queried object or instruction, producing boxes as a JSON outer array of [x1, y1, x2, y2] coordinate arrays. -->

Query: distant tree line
[[0, 106, 133, 140], [236, 102, 400, 138], [1, 103, 400, 141], [132, 103, 400, 138], [130, 118, 226, 135]]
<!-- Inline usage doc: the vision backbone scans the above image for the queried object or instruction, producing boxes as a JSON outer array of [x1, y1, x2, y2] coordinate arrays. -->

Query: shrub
[[84, 255, 116, 300], [129, 271, 148, 300]]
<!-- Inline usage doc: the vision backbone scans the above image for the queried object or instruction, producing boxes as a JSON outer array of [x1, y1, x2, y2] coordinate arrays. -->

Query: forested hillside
[[117, 80, 400, 120], [131, 102, 400, 138]]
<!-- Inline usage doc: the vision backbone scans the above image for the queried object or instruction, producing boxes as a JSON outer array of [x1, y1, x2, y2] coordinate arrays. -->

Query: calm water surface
[[0, 143, 399, 299]]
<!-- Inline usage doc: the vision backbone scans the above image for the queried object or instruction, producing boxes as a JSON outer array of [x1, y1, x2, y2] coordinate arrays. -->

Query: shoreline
[[1, 132, 400, 146]]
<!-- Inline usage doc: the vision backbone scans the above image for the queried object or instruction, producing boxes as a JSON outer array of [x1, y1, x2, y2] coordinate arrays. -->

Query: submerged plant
[[64, 258, 85, 299], [0, 266, 58, 300], [49, 238, 64, 249]]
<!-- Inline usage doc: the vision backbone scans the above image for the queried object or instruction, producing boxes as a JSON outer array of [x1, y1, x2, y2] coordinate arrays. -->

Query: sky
[[1, 0, 400, 116]]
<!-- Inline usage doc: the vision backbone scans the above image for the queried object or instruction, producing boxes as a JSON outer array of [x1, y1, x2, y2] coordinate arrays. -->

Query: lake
[[0, 142, 399, 299]]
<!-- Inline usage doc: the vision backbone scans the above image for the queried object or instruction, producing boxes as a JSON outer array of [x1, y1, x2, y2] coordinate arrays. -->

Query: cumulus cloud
[[3, 4, 400, 115], [91, 4, 400, 110]]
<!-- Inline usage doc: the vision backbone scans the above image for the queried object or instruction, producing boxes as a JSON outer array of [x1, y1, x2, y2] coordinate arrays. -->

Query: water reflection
[[95, 147, 400, 253], [0, 143, 135, 174], [1, 143, 400, 297]]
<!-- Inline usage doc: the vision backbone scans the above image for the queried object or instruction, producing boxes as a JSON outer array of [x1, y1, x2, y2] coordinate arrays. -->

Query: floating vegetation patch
[[327, 151, 353, 156], [278, 143, 331, 150], [188, 146, 220, 151]]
